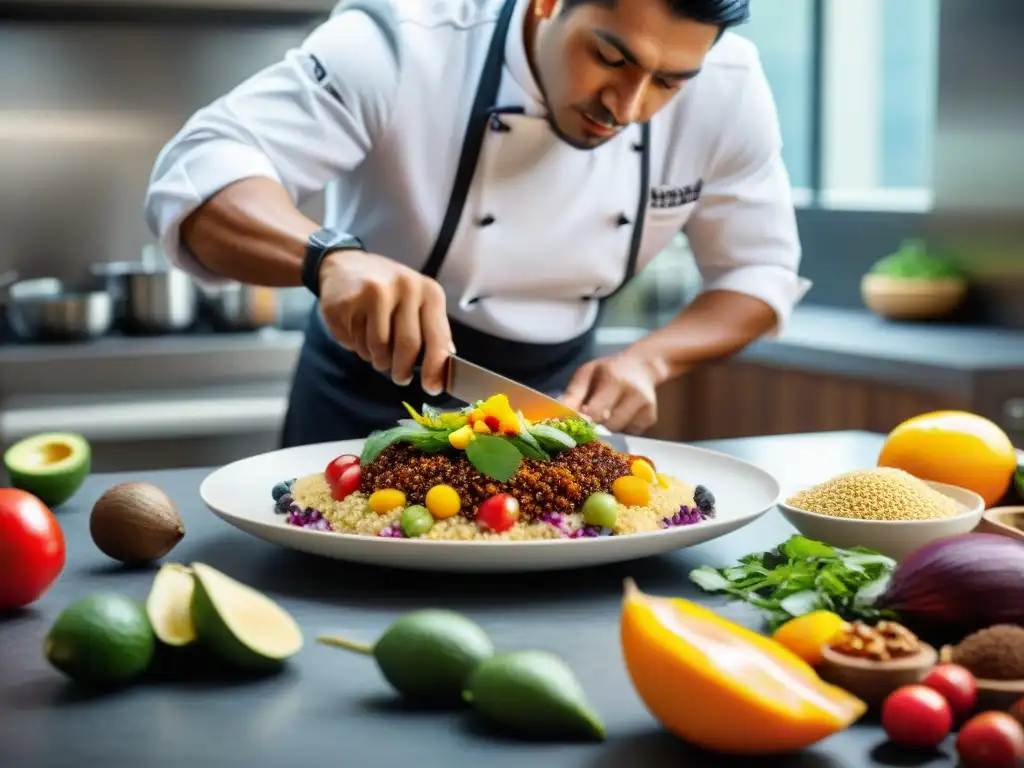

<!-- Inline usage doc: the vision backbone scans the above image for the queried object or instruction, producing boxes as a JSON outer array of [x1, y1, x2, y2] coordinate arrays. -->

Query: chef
[[144, 0, 810, 446]]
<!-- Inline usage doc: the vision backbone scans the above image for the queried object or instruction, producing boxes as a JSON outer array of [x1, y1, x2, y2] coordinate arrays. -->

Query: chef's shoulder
[[299, 0, 504, 98], [660, 31, 782, 173]]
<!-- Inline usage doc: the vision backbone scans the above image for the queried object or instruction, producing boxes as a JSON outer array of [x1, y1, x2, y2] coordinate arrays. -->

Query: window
[[736, 0, 941, 212]]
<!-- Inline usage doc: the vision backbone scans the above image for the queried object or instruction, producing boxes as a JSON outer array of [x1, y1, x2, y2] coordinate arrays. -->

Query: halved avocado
[[3, 432, 91, 507]]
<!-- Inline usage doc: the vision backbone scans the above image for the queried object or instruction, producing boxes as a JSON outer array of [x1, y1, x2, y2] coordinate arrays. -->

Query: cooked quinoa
[[786, 467, 960, 521], [288, 470, 701, 540], [362, 440, 631, 519]]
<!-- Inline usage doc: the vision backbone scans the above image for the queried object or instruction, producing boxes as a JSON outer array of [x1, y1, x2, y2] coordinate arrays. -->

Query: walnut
[[829, 620, 922, 661]]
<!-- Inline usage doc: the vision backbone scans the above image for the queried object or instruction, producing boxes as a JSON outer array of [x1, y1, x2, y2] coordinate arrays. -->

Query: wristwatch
[[302, 227, 365, 297]]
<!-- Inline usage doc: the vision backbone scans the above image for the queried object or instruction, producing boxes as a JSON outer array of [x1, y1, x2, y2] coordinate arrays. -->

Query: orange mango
[[621, 579, 866, 755]]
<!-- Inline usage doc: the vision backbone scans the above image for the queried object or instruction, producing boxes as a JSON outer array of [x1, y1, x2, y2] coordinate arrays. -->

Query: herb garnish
[[688, 535, 898, 631], [357, 401, 601, 481]]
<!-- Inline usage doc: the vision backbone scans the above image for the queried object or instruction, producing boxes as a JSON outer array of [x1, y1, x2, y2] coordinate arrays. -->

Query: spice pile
[[948, 625, 1024, 682], [786, 467, 959, 521], [272, 394, 717, 541]]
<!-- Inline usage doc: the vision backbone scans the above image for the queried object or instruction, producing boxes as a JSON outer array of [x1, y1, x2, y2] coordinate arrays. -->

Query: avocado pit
[[89, 482, 186, 565]]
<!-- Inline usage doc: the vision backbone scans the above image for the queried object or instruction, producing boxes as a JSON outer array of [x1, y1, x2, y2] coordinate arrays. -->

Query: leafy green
[[528, 423, 577, 452], [688, 535, 898, 631], [869, 239, 964, 280], [360, 426, 427, 464], [545, 416, 598, 445], [506, 436, 549, 461], [465, 434, 523, 482], [404, 430, 454, 453]]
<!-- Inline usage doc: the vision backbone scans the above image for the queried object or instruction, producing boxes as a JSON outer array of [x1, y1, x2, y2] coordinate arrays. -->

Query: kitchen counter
[[2, 306, 1022, 401], [0, 430, 965, 768]]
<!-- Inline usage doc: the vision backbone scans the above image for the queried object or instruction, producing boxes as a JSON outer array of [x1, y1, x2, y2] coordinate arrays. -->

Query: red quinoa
[[360, 440, 631, 519]]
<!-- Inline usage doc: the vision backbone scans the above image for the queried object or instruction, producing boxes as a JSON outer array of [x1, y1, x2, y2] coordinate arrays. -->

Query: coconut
[[89, 482, 185, 564]]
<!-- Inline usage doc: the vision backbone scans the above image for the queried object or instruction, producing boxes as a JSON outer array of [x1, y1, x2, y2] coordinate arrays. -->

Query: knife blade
[[444, 355, 580, 423]]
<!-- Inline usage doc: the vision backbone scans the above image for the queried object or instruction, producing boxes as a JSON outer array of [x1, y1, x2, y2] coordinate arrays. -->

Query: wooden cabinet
[[646, 361, 971, 442]]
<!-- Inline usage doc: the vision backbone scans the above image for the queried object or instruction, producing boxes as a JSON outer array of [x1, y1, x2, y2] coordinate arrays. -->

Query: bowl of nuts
[[817, 620, 938, 706]]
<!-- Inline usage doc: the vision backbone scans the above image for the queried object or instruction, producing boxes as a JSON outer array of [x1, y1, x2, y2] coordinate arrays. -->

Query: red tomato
[[956, 711, 1024, 767], [922, 663, 978, 720], [330, 464, 362, 502], [324, 454, 359, 488], [477, 494, 520, 533], [0, 489, 66, 610], [881, 685, 953, 749]]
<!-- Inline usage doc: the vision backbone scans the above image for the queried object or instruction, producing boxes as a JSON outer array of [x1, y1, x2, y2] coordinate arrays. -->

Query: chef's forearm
[[179, 177, 320, 286], [621, 290, 778, 384]]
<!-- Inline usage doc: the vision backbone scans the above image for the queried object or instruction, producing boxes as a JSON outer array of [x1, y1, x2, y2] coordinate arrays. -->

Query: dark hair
[[560, 0, 751, 30]]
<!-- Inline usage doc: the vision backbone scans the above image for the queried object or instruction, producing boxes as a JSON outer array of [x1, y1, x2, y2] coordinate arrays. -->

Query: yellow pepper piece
[[368, 488, 407, 515], [620, 580, 865, 755], [771, 611, 846, 667], [612, 475, 651, 507], [473, 420, 492, 434], [630, 459, 656, 483], [656, 472, 673, 489], [448, 424, 475, 450], [425, 484, 461, 519], [498, 416, 520, 436]]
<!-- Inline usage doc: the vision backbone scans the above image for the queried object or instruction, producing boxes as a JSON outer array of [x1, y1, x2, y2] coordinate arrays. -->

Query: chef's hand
[[318, 250, 454, 393], [562, 353, 662, 435]]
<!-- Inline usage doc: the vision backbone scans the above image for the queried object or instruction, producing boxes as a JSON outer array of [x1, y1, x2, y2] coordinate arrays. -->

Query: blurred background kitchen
[[1, 0, 1021, 473]]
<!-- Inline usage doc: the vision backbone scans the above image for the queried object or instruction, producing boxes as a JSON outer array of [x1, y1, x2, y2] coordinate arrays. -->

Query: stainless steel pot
[[202, 283, 279, 332], [89, 261, 197, 334], [4, 277, 114, 342]]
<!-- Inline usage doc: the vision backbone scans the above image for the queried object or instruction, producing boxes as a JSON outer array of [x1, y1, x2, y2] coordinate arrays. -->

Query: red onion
[[877, 533, 1024, 625]]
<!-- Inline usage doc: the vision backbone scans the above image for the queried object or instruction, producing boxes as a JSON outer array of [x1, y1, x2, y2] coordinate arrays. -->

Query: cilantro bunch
[[689, 535, 898, 631]]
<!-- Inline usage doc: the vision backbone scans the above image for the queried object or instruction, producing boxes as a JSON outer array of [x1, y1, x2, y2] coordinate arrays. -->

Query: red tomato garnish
[[922, 663, 978, 721], [957, 711, 1024, 767], [882, 685, 952, 749], [330, 463, 362, 502], [325, 454, 359, 488], [0, 489, 66, 611], [477, 494, 520, 533], [484, 415, 501, 432]]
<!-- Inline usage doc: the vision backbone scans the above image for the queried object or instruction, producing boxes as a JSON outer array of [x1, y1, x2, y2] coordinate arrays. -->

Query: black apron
[[280, 0, 651, 448]]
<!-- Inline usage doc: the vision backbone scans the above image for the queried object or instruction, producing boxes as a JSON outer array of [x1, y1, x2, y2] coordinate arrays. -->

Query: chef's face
[[531, 0, 720, 149]]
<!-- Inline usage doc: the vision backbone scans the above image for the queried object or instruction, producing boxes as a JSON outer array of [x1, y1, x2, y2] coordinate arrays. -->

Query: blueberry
[[693, 485, 716, 514], [272, 482, 292, 502]]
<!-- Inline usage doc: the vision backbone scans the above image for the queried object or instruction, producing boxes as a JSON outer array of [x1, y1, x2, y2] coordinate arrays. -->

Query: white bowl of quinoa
[[272, 396, 718, 542], [779, 467, 986, 560]]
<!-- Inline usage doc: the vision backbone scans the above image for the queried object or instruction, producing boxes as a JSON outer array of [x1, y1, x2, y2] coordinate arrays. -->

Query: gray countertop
[[0, 430, 964, 768], [1, 305, 1022, 400]]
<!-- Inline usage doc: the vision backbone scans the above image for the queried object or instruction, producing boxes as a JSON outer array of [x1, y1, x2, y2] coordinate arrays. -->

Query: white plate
[[199, 435, 781, 573]]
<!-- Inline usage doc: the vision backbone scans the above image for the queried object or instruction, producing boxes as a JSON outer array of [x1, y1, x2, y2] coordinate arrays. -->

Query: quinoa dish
[[270, 394, 717, 541]]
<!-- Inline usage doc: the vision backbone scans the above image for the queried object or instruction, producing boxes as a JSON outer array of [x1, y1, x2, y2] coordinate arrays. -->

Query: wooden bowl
[[861, 274, 967, 320], [817, 642, 938, 707], [975, 506, 1024, 543], [939, 645, 1024, 711]]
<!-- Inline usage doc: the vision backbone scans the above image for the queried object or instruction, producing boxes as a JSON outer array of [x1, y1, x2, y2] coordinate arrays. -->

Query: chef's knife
[[441, 355, 626, 449], [444, 355, 580, 423]]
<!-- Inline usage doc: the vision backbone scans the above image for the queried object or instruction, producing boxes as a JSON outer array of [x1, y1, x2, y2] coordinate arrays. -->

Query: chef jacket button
[[477, 214, 496, 227], [632, 142, 643, 152], [489, 115, 511, 133], [616, 213, 631, 227]]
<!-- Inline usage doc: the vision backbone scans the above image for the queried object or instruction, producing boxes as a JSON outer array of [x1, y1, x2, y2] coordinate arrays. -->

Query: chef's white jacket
[[145, 0, 811, 344]]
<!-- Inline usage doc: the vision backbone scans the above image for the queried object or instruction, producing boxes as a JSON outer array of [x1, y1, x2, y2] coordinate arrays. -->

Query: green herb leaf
[[465, 434, 523, 481], [529, 423, 577, 452], [688, 534, 897, 629], [405, 430, 454, 453], [360, 426, 423, 464], [545, 416, 598, 445], [506, 436, 549, 461]]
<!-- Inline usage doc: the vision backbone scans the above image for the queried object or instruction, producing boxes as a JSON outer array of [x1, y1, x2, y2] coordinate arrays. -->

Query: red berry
[[881, 685, 953, 749], [330, 463, 362, 501], [922, 663, 978, 720], [957, 711, 1024, 767], [325, 454, 359, 487], [476, 494, 520, 533]]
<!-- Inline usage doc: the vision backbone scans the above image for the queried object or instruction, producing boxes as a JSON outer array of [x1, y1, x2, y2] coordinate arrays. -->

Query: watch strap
[[302, 228, 365, 297]]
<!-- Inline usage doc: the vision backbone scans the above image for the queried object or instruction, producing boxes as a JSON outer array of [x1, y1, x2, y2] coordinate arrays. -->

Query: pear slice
[[146, 563, 197, 647], [189, 562, 303, 670]]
